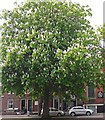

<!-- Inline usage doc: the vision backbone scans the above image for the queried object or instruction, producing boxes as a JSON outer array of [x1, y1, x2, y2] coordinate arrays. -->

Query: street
[[1, 113, 105, 120]]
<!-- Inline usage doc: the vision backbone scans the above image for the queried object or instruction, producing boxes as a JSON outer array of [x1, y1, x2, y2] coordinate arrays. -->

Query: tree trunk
[[38, 97, 43, 116], [42, 86, 50, 118]]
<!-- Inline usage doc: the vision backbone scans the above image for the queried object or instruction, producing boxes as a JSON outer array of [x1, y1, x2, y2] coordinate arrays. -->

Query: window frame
[[7, 99, 13, 109]]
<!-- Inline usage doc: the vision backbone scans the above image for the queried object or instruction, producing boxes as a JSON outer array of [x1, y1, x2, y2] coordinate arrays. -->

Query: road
[[1, 113, 105, 120]]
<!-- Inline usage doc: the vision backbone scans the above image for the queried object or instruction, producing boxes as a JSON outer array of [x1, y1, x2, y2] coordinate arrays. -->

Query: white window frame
[[7, 99, 13, 109]]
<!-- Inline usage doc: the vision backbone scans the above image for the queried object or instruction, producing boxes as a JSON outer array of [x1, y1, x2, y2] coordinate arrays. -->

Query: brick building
[[1, 92, 39, 114], [1, 93, 65, 114], [1, 86, 105, 115], [84, 86, 104, 113]]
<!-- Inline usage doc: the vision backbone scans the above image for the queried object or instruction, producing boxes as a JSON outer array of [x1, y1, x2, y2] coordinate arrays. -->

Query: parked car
[[69, 106, 94, 116], [41, 107, 65, 116], [3, 108, 20, 115]]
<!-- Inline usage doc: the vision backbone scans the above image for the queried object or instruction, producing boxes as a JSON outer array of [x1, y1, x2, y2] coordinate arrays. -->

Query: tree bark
[[38, 97, 43, 116], [42, 86, 50, 118]]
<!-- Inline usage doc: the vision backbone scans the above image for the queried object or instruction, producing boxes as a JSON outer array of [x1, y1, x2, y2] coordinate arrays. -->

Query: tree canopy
[[1, 0, 103, 117]]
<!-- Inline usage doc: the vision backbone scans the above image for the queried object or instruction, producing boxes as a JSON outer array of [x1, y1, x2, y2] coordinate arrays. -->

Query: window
[[50, 108, 58, 111], [77, 108, 84, 109], [7, 99, 13, 109], [88, 86, 95, 98], [73, 107, 83, 110]]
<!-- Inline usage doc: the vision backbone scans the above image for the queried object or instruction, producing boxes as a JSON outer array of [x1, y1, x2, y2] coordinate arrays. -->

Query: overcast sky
[[0, 0, 104, 27]]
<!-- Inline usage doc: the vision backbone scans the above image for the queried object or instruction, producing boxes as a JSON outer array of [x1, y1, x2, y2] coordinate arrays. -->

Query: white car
[[69, 106, 94, 116], [41, 107, 65, 116]]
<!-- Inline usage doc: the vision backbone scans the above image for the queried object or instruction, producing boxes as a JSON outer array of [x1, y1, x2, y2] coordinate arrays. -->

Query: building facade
[[84, 86, 104, 113], [1, 92, 39, 114], [1, 86, 105, 115]]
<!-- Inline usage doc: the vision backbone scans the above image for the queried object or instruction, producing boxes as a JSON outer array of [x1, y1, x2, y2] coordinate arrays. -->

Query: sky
[[0, 0, 104, 27], [72, 0, 104, 27]]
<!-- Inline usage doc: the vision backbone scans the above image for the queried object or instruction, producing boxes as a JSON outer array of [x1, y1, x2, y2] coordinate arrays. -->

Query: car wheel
[[86, 111, 91, 116], [57, 113, 61, 116], [70, 112, 75, 116]]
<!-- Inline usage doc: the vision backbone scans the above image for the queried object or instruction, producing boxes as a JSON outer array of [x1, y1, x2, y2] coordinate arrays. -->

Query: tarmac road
[[1, 113, 105, 120]]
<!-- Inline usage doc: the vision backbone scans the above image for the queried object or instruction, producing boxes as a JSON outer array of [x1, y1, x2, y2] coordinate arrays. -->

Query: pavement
[[0, 115, 40, 119], [1, 113, 105, 119]]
